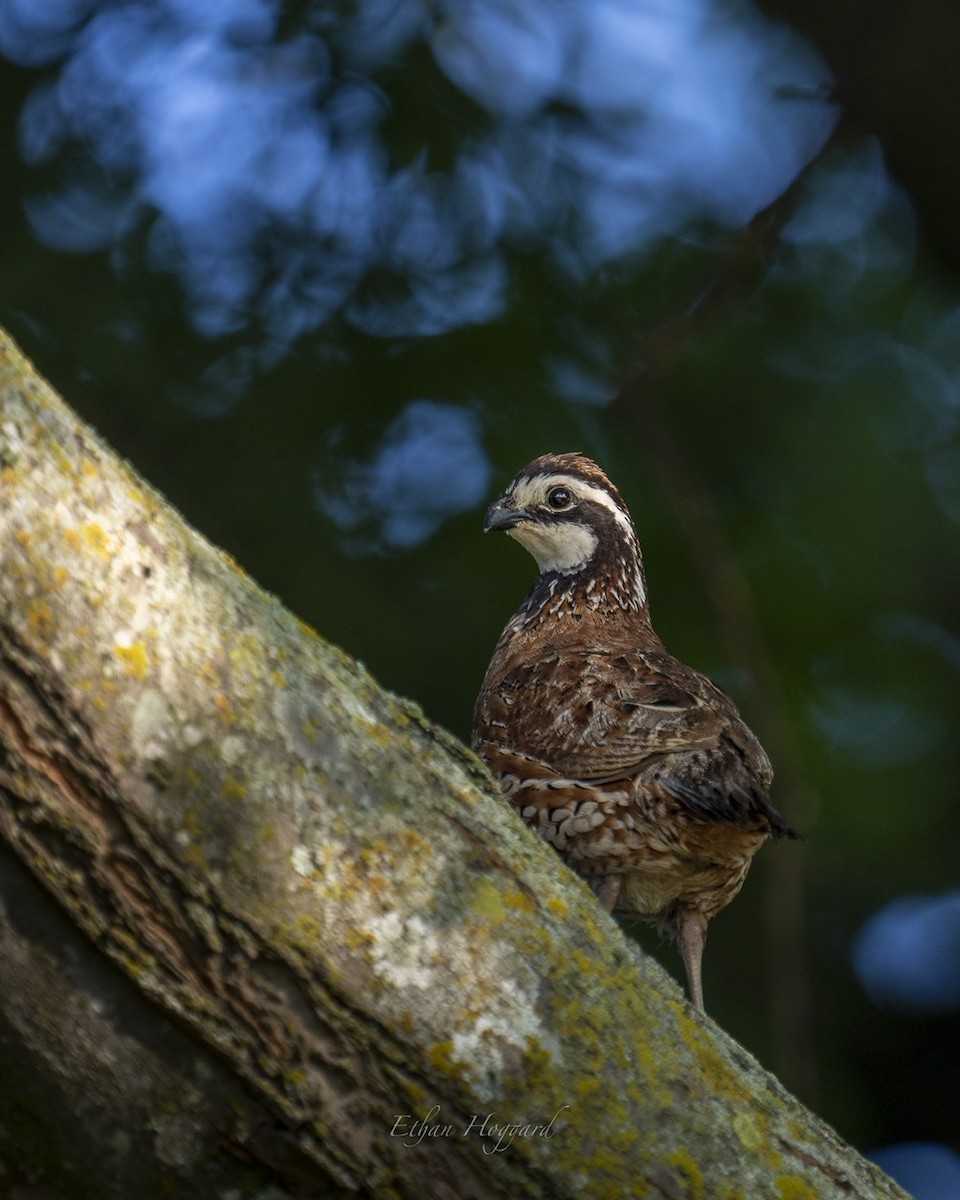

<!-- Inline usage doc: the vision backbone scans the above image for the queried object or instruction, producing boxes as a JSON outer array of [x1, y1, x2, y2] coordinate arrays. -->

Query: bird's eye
[[547, 487, 573, 510]]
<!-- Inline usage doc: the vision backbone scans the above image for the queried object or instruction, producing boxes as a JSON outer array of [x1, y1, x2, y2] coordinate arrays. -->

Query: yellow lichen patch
[[470, 878, 506, 923], [257, 823, 277, 843], [182, 841, 210, 873], [80, 458, 99, 479], [664, 1151, 704, 1200], [569, 949, 604, 977], [354, 715, 396, 749], [81, 522, 112, 555], [222, 553, 249, 578], [545, 895, 569, 918], [367, 874, 389, 896], [199, 659, 220, 687], [63, 527, 82, 550], [214, 693, 235, 721], [270, 669, 287, 688], [50, 440, 73, 476], [291, 913, 324, 945], [677, 1008, 750, 1102], [429, 1040, 470, 1082], [344, 926, 376, 949], [517, 1035, 555, 1091], [733, 1112, 766, 1152], [15, 529, 31, 547], [576, 1074, 601, 1099], [503, 888, 536, 915], [115, 640, 149, 679], [733, 1109, 780, 1170], [1, 465, 17, 486], [52, 566, 70, 589], [230, 632, 266, 686], [27, 598, 54, 640], [220, 774, 246, 802], [294, 615, 322, 643], [402, 1079, 428, 1108], [775, 1177, 817, 1200]]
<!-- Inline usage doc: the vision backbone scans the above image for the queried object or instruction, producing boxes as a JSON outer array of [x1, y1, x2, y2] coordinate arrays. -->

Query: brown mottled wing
[[474, 647, 789, 835]]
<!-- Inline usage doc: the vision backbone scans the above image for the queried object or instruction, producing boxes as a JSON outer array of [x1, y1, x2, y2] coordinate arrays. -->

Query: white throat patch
[[508, 520, 598, 574]]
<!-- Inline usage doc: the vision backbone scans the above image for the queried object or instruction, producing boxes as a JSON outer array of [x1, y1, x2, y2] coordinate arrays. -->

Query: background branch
[[610, 128, 852, 1099]]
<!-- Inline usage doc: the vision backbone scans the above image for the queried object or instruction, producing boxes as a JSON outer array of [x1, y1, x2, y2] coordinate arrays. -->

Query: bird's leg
[[677, 910, 708, 1012], [590, 874, 622, 912]]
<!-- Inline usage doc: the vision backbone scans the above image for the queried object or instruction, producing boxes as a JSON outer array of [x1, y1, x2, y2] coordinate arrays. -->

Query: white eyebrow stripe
[[517, 473, 637, 543]]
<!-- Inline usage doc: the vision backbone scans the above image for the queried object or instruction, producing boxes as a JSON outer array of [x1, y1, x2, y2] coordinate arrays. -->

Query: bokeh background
[[2, 0, 960, 1194]]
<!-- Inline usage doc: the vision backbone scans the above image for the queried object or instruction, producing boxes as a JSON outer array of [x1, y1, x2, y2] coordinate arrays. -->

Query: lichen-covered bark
[[0, 327, 907, 1200]]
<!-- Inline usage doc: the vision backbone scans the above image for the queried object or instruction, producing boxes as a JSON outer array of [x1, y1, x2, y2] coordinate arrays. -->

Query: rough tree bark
[[0, 327, 906, 1199]]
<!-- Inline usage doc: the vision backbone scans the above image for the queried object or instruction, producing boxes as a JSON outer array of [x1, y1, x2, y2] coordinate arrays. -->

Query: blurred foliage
[[1, 0, 960, 1183]]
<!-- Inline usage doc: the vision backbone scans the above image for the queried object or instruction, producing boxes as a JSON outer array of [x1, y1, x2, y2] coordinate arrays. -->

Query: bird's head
[[485, 452, 647, 608]]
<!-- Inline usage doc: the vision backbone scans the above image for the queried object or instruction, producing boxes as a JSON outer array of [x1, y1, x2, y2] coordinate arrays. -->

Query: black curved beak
[[483, 498, 529, 533]]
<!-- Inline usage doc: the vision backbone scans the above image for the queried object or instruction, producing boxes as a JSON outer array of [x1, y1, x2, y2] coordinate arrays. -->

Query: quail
[[472, 452, 795, 1012]]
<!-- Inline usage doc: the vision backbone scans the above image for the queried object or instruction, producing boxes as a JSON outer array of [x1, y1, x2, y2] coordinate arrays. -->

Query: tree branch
[[0, 327, 906, 1198]]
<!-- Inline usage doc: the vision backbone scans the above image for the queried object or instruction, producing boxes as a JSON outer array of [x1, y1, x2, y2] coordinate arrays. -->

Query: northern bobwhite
[[472, 452, 795, 1012]]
